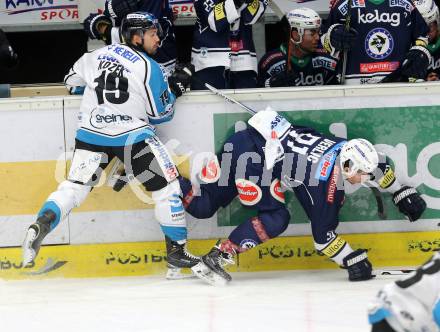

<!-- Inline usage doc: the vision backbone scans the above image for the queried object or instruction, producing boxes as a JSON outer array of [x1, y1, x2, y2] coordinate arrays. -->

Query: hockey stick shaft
[[373, 268, 415, 276], [184, 64, 257, 115], [340, 0, 352, 84], [204, 83, 257, 115], [370, 187, 387, 219]]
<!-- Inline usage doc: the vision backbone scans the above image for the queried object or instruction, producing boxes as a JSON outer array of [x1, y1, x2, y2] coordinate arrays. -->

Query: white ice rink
[[1, 269, 401, 332]]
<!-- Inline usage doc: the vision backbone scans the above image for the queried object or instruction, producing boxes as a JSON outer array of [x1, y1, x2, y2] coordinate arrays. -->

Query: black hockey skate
[[165, 236, 200, 280], [191, 242, 235, 286], [22, 210, 55, 266]]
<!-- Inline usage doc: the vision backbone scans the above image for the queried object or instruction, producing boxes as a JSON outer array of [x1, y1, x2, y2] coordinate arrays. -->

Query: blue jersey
[[192, 0, 267, 73], [323, 0, 429, 84], [257, 44, 340, 87]]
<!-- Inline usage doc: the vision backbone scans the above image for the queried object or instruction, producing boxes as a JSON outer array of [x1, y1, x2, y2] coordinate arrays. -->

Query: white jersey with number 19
[[64, 43, 176, 146]]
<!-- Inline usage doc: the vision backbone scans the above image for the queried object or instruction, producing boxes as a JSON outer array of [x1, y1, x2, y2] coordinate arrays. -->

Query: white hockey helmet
[[339, 139, 379, 178], [286, 8, 321, 44], [415, 0, 439, 24]]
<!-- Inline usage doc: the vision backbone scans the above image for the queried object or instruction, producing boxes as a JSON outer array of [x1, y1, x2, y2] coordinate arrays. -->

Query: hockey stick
[[373, 268, 415, 276], [370, 187, 387, 219], [204, 83, 257, 115], [340, 0, 352, 84]]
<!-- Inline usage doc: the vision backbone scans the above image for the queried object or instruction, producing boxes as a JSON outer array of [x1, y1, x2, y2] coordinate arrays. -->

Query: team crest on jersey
[[270, 179, 285, 203], [235, 179, 262, 206], [365, 28, 394, 60], [200, 156, 221, 183], [239, 239, 258, 250]]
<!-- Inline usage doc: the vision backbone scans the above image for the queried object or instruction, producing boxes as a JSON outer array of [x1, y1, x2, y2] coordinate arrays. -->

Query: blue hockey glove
[[400, 46, 431, 80], [393, 186, 426, 221], [327, 23, 358, 51], [342, 249, 373, 281], [83, 13, 112, 40]]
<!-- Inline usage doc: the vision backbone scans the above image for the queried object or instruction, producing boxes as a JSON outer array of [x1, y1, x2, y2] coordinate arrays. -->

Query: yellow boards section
[[0, 156, 190, 216], [0, 231, 438, 280]]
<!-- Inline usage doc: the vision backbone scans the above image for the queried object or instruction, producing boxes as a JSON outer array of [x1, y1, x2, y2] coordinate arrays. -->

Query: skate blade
[[22, 228, 37, 266], [191, 262, 228, 286], [166, 267, 197, 280]]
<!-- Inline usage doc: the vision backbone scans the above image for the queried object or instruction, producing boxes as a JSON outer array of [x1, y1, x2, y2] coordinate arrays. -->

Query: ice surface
[[0, 269, 400, 332]]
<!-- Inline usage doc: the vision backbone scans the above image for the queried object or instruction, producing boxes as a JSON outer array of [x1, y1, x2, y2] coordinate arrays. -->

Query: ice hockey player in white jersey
[[22, 12, 197, 277], [368, 252, 440, 332]]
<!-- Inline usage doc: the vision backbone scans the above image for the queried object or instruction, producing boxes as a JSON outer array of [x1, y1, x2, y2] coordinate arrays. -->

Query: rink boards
[[0, 231, 438, 279], [0, 84, 440, 279]]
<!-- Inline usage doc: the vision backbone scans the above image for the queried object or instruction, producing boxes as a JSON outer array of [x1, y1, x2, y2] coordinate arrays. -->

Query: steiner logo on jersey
[[365, 28, 394, 60], [235, 179, 262, 206], [90, 107, 133, 129]]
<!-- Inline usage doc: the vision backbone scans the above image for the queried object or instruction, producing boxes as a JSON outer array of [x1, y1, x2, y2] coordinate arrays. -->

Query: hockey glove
[[105, 0, 140, 20], [400, 46, 431, 80], [83, 13, 113, 41], [393, 186, 426, 221], [267, 71, 298, 87], [168, 63, 194, 98], [402, 46, 431, 79], [342, 249, 373, 281], [325, 23, 358, 52], [0, 29, 18, 68]]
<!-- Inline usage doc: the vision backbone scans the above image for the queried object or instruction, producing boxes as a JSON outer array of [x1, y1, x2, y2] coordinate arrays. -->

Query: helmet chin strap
[[290, 28, 309, 56]]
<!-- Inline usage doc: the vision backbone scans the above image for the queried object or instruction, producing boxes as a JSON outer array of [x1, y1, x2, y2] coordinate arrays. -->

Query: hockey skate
[[165, 236, 200, 280], [22, 210, 55, 266], [191, 243, 235, 286]]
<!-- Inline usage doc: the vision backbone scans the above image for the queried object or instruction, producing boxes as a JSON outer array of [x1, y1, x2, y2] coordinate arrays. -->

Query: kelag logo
[[5, 0, 78, 22]]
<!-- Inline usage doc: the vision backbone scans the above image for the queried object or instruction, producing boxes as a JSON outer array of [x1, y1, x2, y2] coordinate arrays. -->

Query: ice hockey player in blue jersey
[[83, 0, 177, 76], [415, 0, 440, 80], [258, 8, 340, 87], [180, 109, 426, 285], [368, 252, 440, 332], [322, 0, 431, 84], [22, 12, 198, 278], [191, 0, 268, 89]]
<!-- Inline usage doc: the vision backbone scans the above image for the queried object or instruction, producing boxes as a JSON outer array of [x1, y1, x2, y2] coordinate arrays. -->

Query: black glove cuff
[[393, 187, 417, 205]]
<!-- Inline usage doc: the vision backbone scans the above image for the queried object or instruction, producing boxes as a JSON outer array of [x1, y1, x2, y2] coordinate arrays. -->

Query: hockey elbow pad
[[105, 0, 140, 20], [393, 186, 426, 221], [401, 46, 432, 80], [342, 249, 373, 281]]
